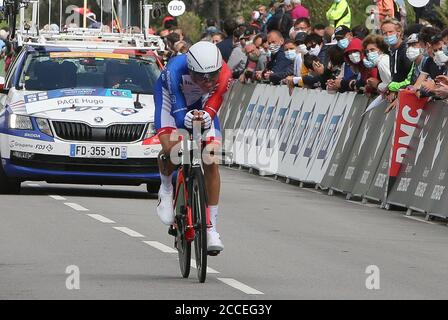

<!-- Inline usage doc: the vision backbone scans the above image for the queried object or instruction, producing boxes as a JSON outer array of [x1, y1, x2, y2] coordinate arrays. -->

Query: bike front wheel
[[191, 168, 208, 283]]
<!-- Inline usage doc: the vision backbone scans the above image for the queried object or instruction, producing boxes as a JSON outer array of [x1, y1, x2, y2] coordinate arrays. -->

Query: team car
[[0, 35, 164, 194]]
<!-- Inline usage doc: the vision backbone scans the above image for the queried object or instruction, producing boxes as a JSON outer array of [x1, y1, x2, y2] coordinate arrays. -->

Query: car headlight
[[144, 122, 157, 139], [9, 114, 33, 130], [36, 118, 53, 136]]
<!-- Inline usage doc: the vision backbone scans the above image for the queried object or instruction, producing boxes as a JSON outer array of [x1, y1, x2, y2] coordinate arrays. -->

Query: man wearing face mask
[[406, 33, 427, 85], [334, 25, 354, 51], [257, 30, 293, 85], [283, 32, 308, 89], [380, 18, 412, 100], [413, 33, 448, 98], [326, 0, 351, 29]]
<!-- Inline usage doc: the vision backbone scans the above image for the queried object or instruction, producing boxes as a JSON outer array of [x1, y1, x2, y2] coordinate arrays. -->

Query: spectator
[[283, 31, 308, 89], [351, 25, 370, 40], [304, 33, 327, 65], [253, 33, 269, 71], [362, 35, 392, 94], [290, 0, 310, 21], [377, 0, 395, 22], [413, 33, 447, 97], [313, 24, 326, 38], [289, 17, 311, 40], [380, 18, 412, 99], [236, 16, 246, 27], [239, 43, 261, 83], [334, 25, 354, 50], [217, 18, 237, 62], [326, 0, 352, 28], [205, 18, 219, 35], [173, 41, 190, 55], [326, 45, 345, 78], [257, 30, 293, 85], [250, 11, 263, 31], [228, 27, 248, 79], [405, 33, 427, 84], [211, 32, 225, 44], [162, 16, 177, 30], [302, 54, 334, 89], [324, 26, 335, 44], [267, 1, 294, 39]]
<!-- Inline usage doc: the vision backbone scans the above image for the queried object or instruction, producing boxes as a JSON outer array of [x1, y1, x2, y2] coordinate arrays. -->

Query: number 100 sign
[[168, 0, 186, 17]]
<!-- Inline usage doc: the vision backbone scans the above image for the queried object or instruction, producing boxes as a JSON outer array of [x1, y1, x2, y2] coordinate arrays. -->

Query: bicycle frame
[[173, 126, 211, 242]]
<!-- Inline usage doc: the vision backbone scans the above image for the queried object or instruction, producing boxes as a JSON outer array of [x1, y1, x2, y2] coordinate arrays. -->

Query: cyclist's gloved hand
[[184, 110, 197, 129], [201, 111, 212, 129]]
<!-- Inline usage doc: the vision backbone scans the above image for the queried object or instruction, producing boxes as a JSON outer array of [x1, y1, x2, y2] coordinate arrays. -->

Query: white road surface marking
[[64, 203, 89, 211], [217, 278, 264, 295], [113, 227, 145, 238], [87, 214, 116, 224], [49, 195, 66, 201], [143, 241, 177, 253]]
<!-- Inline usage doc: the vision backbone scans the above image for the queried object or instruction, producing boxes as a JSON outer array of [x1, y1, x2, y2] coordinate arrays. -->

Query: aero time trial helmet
[[186, 41, 223, 82]]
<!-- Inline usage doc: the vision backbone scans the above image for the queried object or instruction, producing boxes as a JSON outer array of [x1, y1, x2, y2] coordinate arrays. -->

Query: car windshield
[[19, 51, 161, 94]]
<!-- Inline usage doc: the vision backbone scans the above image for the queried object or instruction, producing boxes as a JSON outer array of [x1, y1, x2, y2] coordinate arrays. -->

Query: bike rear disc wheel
[[192, 169, 208, 283]]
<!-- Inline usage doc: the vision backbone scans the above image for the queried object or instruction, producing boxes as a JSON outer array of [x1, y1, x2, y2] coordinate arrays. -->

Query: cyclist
[[154, 41, 232, 253]]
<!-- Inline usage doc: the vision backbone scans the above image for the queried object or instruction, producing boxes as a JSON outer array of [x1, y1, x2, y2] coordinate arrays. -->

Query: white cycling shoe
[[207, 229, 224, 252], [156, 190, 175, 226]]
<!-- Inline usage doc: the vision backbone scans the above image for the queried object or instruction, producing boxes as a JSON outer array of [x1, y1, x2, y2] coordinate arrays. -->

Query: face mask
[[298, 44, 308, 54], [309, 44, 321, 57], [367, 51, 380, 64], [335, 0, 341, 3], [348, 52, 361, 64], [338, 38, 349, 50], [406, 46, 422, 61], [384, 34, 398, 47], [434, 50, 448, 66], [443, 45, 448, 56], [269, 43, 281, 54], [363, 58, 375, 69], [285, 49, 297, 61]]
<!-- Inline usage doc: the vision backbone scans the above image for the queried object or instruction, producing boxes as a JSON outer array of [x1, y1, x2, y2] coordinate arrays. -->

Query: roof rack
[[12, 0, 165, 51]]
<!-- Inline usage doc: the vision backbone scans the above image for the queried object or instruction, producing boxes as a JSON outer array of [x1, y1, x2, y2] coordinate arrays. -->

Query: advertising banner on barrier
[[260, 86, 294, 175], [223, 83, 256, 131], [365, 137, 392, 203], [386, 101, 443, 209], [231, 84, 265, 163], [332, 97, 387, 195], [410, 107, 448, 214], [234, 86, 271, 166], [320, 95, 369, 190], [427, 109, 448, 217], [389, 90, 428, 178], [219, 81, 240, 124], [305, 92, 357, 184], [289, 91, 337, 182], [247, 86, 283, 173], [351, 103, 394, 198], [277, 89, 316, 178]]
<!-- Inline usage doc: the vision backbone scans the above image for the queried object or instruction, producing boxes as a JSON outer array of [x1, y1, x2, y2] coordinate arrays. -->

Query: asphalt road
[[1, 166, 448, 300]]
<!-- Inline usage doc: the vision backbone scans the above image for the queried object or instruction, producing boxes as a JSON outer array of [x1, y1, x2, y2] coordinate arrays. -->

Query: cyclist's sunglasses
[[190, 69, 220, 83]]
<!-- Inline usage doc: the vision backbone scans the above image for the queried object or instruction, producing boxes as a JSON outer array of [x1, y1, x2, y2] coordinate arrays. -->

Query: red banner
[[389, 90, 428, 177]]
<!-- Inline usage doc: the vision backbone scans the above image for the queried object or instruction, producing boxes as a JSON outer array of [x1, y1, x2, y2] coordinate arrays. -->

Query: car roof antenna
[[134, 93, 143, 109]]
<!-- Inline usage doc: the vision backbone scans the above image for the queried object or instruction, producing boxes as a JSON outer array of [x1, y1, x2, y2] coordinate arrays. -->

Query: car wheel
[[0, 165, 21, 194], [147, 181, 161, 194]]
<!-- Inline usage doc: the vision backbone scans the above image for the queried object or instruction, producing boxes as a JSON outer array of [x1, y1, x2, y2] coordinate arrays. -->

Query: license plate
[[70, 145, 128, 159]]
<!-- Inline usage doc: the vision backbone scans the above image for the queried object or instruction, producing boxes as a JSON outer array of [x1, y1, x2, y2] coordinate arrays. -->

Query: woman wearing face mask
[[340, 37, 378, 93], [362, 35, 391, 95]]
